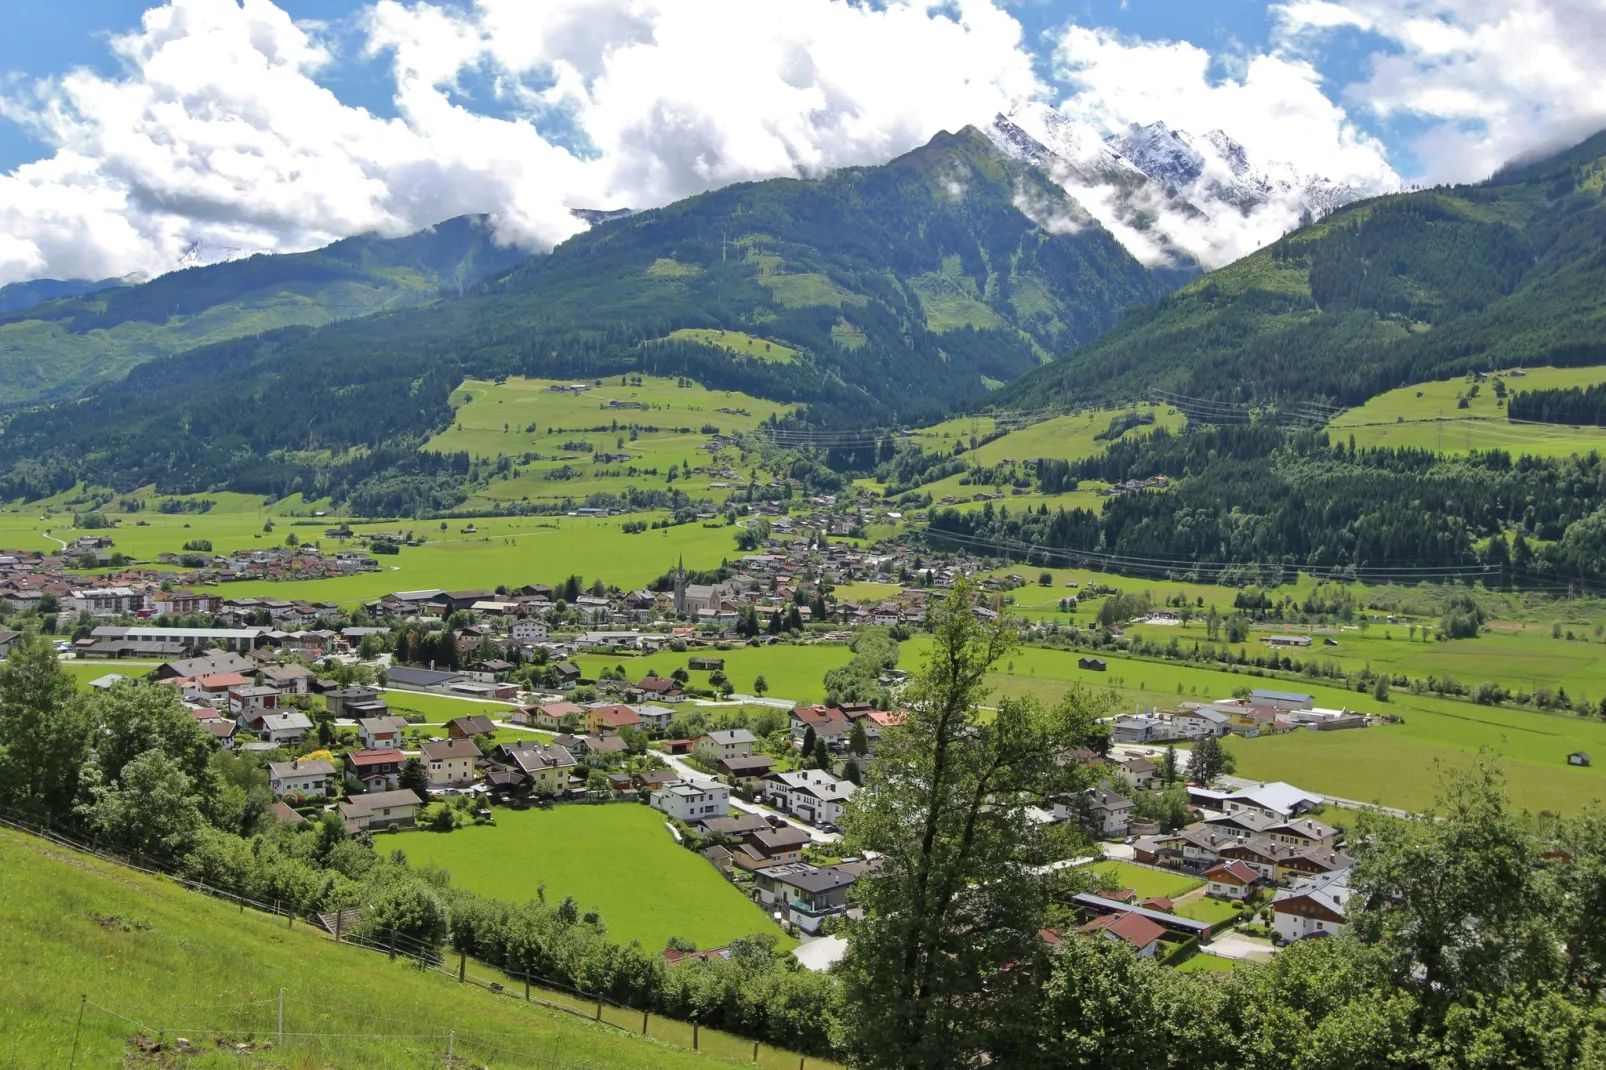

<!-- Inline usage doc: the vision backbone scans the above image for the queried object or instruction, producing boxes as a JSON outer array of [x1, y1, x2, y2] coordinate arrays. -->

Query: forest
[[1508, 383, 1606, 426], [0, 127, 1169, 503], [926, 423, 1606, 587]]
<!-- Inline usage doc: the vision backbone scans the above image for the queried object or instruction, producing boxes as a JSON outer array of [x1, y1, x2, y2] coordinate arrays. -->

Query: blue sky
[[0, 0, 1395, 172], [0, 0, 1599, 285]]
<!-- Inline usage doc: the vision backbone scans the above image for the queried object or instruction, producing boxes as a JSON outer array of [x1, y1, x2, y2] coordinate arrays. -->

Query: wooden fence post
[[595, 999, 602, 1021], [524, 973, 530, 1001], [458, 950, 466, 982], [693, 1023, 699, 1051], [642, 1009, 649, 1035], [753, 1041, 759, 1061]]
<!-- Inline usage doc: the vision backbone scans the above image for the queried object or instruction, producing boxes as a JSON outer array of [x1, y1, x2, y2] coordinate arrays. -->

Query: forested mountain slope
[[0, 215, 531, 407], [0, 128, 1169, 503], [996, 128, 1606, 411]]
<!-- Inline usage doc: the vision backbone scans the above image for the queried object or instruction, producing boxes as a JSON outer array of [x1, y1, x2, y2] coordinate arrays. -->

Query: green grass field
[[575, 643, 857, 704], [665, 329, 797, 363], [899, 635, 1606, 814], [423, 375, 791, 508], [909, 404, 1183, 503], [397, 805, 793, 953], [1329, 366, 1606, 456], [1090, 860, 1203, 902], [0, 825, 817, 1069]]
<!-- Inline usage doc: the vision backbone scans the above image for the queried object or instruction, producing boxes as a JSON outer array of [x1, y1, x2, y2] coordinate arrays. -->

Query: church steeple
[[673, 554, 686, 616]]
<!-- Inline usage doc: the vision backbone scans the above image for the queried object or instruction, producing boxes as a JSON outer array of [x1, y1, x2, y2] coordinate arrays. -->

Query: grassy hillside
[[0, 127, 1170, 504], [0, 824, 819, 1069], [998, 128, 1606, 412], [1329, 366, 1606, 455], [0, 215, 530, 408]]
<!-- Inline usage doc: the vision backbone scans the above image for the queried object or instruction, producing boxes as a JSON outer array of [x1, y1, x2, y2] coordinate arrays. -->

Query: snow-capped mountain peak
[[986, 105, 1377, 270]]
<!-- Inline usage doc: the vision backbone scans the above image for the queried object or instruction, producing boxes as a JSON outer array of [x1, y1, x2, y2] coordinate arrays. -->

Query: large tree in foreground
[[835, 578, 1112, 1069]]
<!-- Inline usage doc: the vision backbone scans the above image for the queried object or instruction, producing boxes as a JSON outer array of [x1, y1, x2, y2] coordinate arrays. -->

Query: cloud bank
[[0, 0, 1602, 285]]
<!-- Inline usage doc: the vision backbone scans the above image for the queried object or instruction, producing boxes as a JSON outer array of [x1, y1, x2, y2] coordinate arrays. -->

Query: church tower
[[673, 554, 686, 616]]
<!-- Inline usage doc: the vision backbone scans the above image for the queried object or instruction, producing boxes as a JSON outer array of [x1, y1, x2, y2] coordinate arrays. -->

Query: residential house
[[323, 686, 386, 719], [258, 663, 316, 695], [632, 704, 676, 734], [692, 729, 757, 764], [1170, 707, 1230, 739], [268, 757, 334, 797], [496, 741, 577, 796], [1204, 860, 1265, 899], [1083, 787, 1135, 838], [1272, 869, 1353, 942], [421, 738, 480, 788], [650, 780, 731, 822], [252, 712, 313, 745], [228, 685, 280, 719], [730, 825, 813, 870], [586, 704, 643, 737], [697, 814, 770, 838], [1266, 817, 1339, 849], [1078, 911, 1166, 958], [632, 676, 684, 702], [1111, 714, 1168, 744], [716, 754, 775, 785], [358, 716, 407, 750], [155, 651, 257, 681], [762, 769, 857, 826], [790, 706, 852, 748], [338, 789, 424, 832], [525, 701, 585, 731], [552, 662, 581, 690], [344, 748, 406, 793], [753, 863, 859, 934], [445, 715, 497, 740], [509, 619, 548, 643], [1189, 781, 1323, 821], [1104, 753, 1157, 791]]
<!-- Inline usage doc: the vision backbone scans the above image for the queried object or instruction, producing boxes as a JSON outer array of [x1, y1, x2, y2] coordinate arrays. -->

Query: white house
[[1170, 707, 1230, 739], [650, 780, 731, 822], [632, 704, 676, 734], [510, 619, 548, 643], [762, 769, 857, 826], [70, 587, 150, 618], [1111, 714, 1169, 744], [421, 738, 479, 788], [359, 716, 407, 750], [338, 789, 423, 831], [1273, 869, 1352, 942], [255, 712, 313, 745], [1083, 786, 1134, 837], [268, 757, 334, 797]]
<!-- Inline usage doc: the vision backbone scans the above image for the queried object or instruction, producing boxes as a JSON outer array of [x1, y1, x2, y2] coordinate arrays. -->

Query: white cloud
[[0, 0, 1040, 285], [1041, 25, 1400, 266], [1276, 0, 1606, 182]]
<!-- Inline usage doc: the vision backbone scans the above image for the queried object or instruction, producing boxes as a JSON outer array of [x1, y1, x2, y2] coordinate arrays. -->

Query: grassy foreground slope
[[0, 825, 798, 1069]]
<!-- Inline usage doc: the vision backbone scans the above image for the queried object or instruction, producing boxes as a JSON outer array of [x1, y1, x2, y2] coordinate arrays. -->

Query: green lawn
[[397, 804, 793, 953], [1172, 951, 1242, 974], [0, 825, 789, 1070], [900, 636, 1606, 814], [575, 642, 859, 704], [1089, 861, 1203, 902], [665, 328, 797, 363], [1329, 365, 1606, 457], [381, 689, 520, 723]]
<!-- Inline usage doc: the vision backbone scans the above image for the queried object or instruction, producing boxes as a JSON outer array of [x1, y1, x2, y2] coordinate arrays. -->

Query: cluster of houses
[[1108, 689, 1373, 744], [1061, 768, 1358, 951]]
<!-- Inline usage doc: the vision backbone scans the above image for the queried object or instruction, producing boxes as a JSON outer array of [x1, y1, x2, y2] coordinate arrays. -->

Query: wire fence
[[1, 811, 835, 1070]]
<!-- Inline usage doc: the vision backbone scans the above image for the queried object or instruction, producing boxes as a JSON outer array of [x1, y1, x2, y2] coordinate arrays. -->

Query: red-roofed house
[[586, 704, 644, 737], [1078, 911, 1166, 957], [1205, 860, 1266, 899]]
